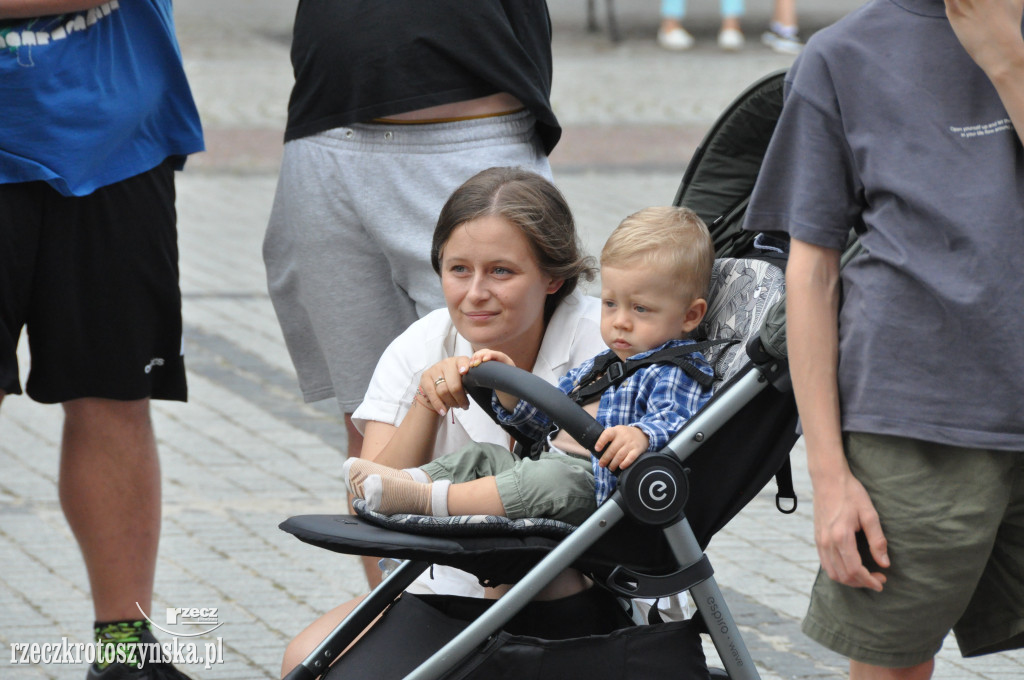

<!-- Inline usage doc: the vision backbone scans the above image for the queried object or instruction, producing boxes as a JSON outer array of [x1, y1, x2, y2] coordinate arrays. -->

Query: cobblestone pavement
[[2, 2, 1022, 679]]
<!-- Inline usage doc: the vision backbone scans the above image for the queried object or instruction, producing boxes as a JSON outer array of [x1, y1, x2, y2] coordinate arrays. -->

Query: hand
[[470, 349, 519, 411], [417, 356, 473, 416], [594, 426, 649, 472], [945, 0, 1024, 74], [811, 466, 890, 592], [470, 349, 516, 367]]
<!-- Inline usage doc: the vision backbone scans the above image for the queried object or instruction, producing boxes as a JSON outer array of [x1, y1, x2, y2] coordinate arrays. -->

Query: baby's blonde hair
[[600, 206, 714, 301]]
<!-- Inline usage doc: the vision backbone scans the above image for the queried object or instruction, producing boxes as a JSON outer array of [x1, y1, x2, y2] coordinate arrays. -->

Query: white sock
[[342, 458, 415, 497], [430, 480, 451, 517], [405, 467, 431, 484], [770, 21, 797, 38]]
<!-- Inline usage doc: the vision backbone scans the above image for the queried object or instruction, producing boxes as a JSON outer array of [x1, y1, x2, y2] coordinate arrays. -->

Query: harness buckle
[[605, 361, 625, 383]]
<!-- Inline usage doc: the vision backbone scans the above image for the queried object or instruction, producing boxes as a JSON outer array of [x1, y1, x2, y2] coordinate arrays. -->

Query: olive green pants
[[421, 442, 597, 526], [803, 433, 1024, 667]]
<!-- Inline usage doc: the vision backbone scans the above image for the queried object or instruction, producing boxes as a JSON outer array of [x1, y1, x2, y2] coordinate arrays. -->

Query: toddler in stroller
[[342, 206, 715, 527]]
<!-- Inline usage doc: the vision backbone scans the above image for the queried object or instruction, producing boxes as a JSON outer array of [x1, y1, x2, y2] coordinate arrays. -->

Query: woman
[[281, 167, 606, 675]]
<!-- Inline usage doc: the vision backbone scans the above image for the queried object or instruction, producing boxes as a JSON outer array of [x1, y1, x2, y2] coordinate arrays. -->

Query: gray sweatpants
[[263, 111, 551, 410]]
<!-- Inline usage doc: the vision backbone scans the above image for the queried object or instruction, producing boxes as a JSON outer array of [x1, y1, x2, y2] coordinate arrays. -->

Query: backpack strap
[[569, 340, 728, 406]]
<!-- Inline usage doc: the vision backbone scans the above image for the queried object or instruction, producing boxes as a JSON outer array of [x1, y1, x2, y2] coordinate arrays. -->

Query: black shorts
[[0, 160, 187, 403]]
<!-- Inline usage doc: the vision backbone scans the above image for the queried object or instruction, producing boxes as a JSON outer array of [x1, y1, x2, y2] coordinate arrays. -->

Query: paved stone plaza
[[2, 2, 1021, 678]]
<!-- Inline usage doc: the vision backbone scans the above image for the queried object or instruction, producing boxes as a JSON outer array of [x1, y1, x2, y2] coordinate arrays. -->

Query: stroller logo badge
[[137, 603, 223, 638], [648, 480, 669, 502], [638, 470, 677, 512]]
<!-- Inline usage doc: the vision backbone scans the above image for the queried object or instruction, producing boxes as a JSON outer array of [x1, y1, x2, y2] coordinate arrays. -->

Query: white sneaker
[[717, 27, 745, 51], [657, 26, 694, 51], [761, 27, 804, 55]]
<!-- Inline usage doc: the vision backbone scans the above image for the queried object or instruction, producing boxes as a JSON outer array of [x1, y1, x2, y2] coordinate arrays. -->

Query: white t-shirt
[[352, 289, 604, 596]]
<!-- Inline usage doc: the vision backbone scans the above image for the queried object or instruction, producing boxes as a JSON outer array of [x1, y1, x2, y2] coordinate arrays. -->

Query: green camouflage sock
[[94, 619, 148, 670]]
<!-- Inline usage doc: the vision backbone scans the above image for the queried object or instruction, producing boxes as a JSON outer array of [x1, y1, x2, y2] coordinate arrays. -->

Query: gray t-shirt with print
[[745, 0, 1024, 450]]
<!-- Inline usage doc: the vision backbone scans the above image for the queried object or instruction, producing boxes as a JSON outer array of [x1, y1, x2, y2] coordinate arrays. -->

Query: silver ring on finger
[[434, 376, 446, 386]]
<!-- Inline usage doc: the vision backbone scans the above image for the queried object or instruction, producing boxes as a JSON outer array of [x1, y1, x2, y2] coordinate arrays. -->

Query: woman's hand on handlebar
[[418, 357, 474, 416]]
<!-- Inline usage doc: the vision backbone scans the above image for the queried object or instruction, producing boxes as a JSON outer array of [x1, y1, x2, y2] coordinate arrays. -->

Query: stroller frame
[[407, 360, 773, 680]]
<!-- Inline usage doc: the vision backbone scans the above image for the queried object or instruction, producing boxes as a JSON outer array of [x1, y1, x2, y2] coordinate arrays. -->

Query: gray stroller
[[280, 69, 797, 680]]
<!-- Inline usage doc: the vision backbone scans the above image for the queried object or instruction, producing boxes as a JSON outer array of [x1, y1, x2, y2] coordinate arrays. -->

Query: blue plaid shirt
[[494, 339, 713, 505]]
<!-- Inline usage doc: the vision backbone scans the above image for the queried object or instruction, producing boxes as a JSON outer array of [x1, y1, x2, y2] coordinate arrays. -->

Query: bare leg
[[281, 596, 369, 678], [447, 476, 506, 516], [344, 414, 363, 459], [850, 659, 934, 680], [772, 0, 798, 27], [59, 398, 160, 621], [660, 17, 683, 33], [361, 559, 383, 590]]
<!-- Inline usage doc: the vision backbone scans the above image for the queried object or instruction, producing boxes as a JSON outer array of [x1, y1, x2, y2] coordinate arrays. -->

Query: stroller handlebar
[[462, 361, 605, 453]]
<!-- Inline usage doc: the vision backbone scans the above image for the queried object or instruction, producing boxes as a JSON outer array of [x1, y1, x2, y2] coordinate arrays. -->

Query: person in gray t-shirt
[[745, 1, 1024, 677]]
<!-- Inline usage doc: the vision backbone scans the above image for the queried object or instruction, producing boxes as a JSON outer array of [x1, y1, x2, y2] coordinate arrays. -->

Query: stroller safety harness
[[569, 341, 721, 406]]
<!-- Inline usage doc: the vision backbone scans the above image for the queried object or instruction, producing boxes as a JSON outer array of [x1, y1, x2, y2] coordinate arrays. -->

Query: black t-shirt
[[285, 0, 560, 153]]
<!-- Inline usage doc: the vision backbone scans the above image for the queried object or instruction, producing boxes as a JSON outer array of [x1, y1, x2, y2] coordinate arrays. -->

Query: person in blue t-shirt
[[343, 207, 714, 526], [0, 2, 203, 679]]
